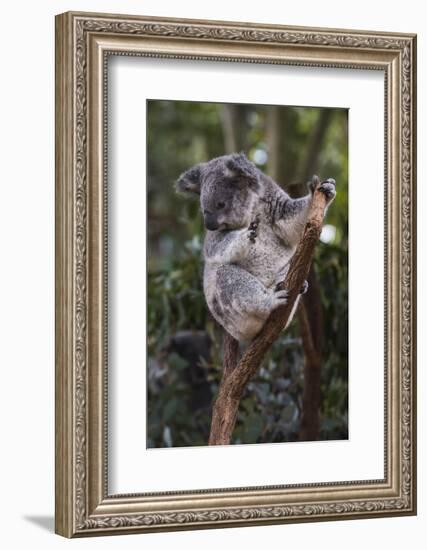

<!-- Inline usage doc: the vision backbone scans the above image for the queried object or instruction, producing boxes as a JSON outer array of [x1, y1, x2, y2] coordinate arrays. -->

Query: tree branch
[[208, 176, 328, 445]]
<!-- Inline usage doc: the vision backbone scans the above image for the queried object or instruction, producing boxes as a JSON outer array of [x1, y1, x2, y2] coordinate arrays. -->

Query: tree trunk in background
[[298, 270, 323, 440], [220, 104, 249, 154], [293, 110, 332, 441], [266, 106, 299, 184], [292, 108, 334, 186], [266, 107, 333, 442]]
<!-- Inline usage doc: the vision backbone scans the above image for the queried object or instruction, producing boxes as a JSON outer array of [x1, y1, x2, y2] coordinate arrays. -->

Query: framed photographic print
[[55, 11, 417, 537]]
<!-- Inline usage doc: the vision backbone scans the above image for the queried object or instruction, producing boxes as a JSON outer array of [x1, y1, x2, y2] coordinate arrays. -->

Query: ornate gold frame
[[55, 11, 417, 537]]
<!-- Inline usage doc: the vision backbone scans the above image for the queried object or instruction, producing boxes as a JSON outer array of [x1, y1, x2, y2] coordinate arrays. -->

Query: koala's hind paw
[[319, 178, 336, 202]]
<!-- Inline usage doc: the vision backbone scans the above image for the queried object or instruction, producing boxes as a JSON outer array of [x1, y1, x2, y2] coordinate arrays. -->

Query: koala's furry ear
[[226, 153, 261, 191], [176, 164, 203, 195]]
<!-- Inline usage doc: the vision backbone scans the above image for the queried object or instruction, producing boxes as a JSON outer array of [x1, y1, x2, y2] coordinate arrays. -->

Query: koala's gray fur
[[176, 153, 336, 342]]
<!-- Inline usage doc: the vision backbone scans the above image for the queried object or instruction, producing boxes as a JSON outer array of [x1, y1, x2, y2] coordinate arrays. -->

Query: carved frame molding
[[55, 11, 416, 537]]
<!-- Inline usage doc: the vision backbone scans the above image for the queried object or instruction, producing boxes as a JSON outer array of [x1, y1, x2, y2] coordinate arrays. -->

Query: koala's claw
[[319, 178, 336, 200], [308, 176, 336, 202], [271, 288, 289, 309], [308, 174, 320, 194], [300, 280, 309, 295]]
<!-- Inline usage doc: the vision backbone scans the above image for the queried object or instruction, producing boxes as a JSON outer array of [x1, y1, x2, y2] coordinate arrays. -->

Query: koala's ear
[[176, 164, 203, 195], [226, 153, 260, 192]]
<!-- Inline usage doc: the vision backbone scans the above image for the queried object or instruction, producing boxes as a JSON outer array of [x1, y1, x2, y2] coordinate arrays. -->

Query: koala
[[176, 153, 336, 342]]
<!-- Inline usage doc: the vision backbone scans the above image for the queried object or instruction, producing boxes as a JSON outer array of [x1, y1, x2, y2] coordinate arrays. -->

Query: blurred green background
[[147, 100, 348, 448]]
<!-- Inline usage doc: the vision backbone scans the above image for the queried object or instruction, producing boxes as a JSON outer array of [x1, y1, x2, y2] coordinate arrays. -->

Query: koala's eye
[[216, 201, 226, 210]]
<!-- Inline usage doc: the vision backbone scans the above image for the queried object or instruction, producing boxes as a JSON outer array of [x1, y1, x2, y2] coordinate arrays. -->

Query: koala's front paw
[[248, 215, 260, 244], [276, 280, 308, 295], [319, 178, 336, 203], [270, 287, 289, 310], [308, 175, 336, 204]]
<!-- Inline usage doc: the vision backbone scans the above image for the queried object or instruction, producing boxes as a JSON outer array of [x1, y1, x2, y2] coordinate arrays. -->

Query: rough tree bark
[[208, 177, 329, 445]]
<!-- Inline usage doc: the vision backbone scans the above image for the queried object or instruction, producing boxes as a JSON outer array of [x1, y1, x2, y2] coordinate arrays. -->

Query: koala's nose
[[204, 213, 219, 231]]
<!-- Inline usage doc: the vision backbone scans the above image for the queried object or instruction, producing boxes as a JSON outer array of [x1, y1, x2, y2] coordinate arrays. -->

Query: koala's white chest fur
[[238, 221, 295, 289]]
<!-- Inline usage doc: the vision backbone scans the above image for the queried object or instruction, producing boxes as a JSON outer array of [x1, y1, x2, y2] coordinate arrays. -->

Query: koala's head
[[176, 153, 261, 231]]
